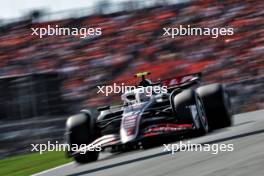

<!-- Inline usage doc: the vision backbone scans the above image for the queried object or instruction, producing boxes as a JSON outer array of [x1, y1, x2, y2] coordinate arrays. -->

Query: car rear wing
[[161, 72, 202, 88]]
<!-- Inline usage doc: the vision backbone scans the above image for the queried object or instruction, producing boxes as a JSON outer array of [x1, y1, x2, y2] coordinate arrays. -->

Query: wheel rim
[[197, 97, 208, 131], [224, 91, 232, 115]]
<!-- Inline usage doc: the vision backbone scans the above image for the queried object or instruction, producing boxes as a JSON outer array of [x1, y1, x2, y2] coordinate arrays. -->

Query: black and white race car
[[65, 72, 232, 163]]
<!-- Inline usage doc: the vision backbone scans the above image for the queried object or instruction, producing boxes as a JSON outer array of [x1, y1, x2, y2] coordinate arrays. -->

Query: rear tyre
[[173, 89, 208, 136], [197, 84, 232, 130], [66, 112, 99, 163]]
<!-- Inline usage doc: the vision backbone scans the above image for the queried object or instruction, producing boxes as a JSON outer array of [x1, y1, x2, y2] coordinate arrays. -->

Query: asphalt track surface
[[34, 110, 264, 176]]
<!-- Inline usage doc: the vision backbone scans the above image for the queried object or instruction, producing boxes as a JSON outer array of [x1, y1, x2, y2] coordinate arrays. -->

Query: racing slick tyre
[[66, 111, 99, 163], [173, 89, 209, 136], [196, 84, 232, 130]]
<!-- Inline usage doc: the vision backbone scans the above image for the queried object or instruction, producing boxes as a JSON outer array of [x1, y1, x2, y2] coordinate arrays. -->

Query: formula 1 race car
[[65, 72, 232, 163]]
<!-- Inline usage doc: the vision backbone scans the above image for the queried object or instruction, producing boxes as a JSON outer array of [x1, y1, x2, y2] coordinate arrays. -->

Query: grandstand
[[0, 0, 263, 114]]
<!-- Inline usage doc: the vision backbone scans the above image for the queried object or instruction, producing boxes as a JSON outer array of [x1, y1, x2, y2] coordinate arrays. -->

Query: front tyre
[[197, 84, 232, 130], [66, 113, 99, 163], [173, 89, 209, 136]]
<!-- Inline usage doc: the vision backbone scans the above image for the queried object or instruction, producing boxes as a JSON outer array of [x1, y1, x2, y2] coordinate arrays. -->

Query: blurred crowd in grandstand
[[0, 0, 263, 113]]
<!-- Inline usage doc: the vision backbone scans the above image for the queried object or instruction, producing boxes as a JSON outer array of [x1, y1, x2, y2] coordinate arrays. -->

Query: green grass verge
[[0, 151, 73, 176]]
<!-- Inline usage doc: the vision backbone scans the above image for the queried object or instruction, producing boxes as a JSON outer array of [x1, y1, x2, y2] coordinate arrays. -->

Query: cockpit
[[121, 88, 151, 105]]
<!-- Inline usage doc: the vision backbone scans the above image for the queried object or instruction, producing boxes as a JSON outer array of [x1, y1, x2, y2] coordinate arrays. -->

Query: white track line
[[31, 162, 74, 176]]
